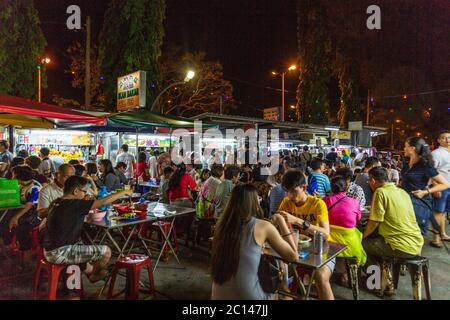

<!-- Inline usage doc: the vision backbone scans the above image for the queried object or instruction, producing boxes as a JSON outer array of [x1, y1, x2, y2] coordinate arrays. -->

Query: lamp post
[[37, 57, 51, 103], [150, 70, 195, 113], [272, 65, 297, 122]]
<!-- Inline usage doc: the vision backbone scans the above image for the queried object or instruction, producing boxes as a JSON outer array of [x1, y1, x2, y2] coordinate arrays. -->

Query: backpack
[[307, 175, 318, 195]]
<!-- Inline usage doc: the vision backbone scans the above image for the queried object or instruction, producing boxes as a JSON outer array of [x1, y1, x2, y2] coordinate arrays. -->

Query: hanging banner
[[117, 70, 146, 111]]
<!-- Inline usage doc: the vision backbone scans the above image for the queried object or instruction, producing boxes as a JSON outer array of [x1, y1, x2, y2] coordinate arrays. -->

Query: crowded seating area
[[0, 130, 449, 300]]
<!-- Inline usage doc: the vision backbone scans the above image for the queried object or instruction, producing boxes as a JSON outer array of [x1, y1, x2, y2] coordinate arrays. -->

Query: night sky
[[35, 0, 449, 119]]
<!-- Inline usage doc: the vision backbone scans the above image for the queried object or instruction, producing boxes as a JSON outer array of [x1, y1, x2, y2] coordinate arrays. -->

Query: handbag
[[257, 254, 283, 293]]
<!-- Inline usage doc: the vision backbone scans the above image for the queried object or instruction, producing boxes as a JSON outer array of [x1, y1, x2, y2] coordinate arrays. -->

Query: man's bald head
[[56, 164, 75, 185]]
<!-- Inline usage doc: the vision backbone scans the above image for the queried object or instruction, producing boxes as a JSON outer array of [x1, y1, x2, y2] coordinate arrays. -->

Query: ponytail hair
[[406, 137, 434, 167]]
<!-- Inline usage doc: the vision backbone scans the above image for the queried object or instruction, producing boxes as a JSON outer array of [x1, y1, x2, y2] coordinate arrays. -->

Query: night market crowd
[[0, 130, 449, 300]]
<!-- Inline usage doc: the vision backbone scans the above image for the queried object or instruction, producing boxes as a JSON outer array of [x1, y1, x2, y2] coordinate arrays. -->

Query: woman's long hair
[[99, 159, 116, 180], [138, 151, 147, 164], [211, 184, 263, 285], [406, 137, 435, 167], [168, 163, 186, 191]]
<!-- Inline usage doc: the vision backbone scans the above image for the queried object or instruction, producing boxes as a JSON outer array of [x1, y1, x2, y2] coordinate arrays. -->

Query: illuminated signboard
[[117, 70, 146, 111]]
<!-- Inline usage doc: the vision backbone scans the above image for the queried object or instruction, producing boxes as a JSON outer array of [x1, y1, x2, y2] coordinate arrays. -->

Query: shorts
[[433, 188, 450, 213], [44, 243, 108, 265]]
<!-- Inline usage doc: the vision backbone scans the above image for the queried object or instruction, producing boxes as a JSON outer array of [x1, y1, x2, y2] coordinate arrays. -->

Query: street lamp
[[37, 57, 51, 103], [271, 64, 297, 122], [151, 70, 196, 113]]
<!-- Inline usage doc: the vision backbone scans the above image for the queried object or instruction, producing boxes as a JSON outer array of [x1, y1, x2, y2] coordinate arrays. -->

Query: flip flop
[[441, 237, 450, 242], [429, 241, 444, 248]]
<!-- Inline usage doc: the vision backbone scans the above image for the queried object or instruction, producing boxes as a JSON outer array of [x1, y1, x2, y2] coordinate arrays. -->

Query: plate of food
[[115, 212, 138, 222]]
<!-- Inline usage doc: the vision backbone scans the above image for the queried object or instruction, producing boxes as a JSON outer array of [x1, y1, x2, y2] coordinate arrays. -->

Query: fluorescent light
[[324, 127, 339, 131]]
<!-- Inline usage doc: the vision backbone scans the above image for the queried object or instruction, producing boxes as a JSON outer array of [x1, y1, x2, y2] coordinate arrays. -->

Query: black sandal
[[429, 241, 444, 248]]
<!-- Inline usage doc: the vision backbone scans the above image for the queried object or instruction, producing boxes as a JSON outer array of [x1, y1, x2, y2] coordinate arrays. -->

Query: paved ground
[[1, 224, 449, 300]]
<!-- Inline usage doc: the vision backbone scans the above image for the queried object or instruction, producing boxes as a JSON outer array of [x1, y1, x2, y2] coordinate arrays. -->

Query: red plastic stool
[[150, 221, 179, 261], [107, 254, 155, 300], [33, 253, 85, 300], [31, 226, 40, 251]]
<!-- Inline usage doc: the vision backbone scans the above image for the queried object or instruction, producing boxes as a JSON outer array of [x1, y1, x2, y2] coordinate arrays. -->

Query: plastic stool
[[107, 254, 155, 300], [33, 254, 85, 300]]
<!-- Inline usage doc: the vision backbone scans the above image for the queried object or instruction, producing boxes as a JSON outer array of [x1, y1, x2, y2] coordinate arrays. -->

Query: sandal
[[429, 241, 444, 248]]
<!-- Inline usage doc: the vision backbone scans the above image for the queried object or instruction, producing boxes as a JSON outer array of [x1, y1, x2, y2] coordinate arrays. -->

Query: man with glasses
[[43, 176, 133, 282], [276, 169, 334, 300]]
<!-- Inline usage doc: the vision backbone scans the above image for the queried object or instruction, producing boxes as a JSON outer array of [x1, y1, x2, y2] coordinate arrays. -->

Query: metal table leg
[[153, 217, 180, 272]]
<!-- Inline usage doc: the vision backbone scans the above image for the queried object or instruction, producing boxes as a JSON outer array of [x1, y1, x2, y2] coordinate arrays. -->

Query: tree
[[157, 48, 234, 116], [336, 51, 363, 128], [66, 41, 106, 109], [0, 0, 47, 99], [296, 0, 332, 124], [99, 0, 166, 111]]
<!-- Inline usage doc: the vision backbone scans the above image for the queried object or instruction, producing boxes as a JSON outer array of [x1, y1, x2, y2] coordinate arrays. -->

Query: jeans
[[0, 210, 40, 251]]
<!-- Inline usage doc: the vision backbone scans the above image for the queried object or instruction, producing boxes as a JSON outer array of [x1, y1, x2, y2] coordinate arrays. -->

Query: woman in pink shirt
[[323, 176, 361, 228]]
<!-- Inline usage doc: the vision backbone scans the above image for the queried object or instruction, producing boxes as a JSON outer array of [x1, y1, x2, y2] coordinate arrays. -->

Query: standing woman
[[211, 184, 298, 300], [402, 137, 450, 239], [93, 159, 121, 192], [137, 152, 150, 182]]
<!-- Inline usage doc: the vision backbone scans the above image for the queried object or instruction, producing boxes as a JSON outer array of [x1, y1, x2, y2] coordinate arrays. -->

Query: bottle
[[98, 186, 109, 211], [139, 196, 145, 204]]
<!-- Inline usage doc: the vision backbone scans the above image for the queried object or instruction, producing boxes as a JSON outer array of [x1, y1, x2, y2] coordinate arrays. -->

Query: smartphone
[[299, 250, 310, 259]]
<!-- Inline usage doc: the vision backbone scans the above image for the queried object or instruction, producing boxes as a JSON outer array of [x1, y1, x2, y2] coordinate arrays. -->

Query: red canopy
[[0, 94, 105, 125]]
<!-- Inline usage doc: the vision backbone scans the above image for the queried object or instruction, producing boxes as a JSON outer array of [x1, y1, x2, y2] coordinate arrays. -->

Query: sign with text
[[117, 70, 146, 111], [331, 130, 351, 140], [348, 121, 363, 131]]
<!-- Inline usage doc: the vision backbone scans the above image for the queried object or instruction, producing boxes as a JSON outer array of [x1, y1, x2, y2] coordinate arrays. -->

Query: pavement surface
[[0, 224, 449, 300]]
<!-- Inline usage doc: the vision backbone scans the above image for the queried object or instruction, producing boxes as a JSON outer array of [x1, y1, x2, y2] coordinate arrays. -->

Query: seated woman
[[211, 184, 298, 300], [168, 163, 197, 208], [0, 165, 41, 265], [323, 176, 366, 285], [93, 159, 121, 192]]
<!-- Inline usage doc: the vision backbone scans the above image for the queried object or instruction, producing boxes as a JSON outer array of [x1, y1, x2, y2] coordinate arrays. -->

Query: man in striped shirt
[[308, 159, 331, 197]]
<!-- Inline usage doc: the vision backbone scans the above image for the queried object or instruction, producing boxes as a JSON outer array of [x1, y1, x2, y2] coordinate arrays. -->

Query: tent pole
[[135, 127, 139, 190]]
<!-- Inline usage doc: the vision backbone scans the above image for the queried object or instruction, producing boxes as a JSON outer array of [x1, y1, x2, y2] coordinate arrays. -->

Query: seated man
[[277, 169, 334, 300], [363, 167, 424, 293], [42, 176, 133, 282]]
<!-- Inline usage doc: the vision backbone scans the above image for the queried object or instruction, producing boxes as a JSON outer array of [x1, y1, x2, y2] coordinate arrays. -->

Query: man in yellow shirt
[[363, 167, 424, 257], [276, 169, 334, 300]]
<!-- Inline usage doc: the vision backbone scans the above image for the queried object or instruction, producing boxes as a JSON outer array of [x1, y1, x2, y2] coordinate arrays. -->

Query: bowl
[[88, 210, 107, 221], [298, 235, 312, 249]]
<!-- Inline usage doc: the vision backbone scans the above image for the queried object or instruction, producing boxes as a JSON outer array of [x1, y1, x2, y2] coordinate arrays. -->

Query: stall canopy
[[0, 113, 54, 129], [0, 94, 105, 125], [107, 109, 217, 129]]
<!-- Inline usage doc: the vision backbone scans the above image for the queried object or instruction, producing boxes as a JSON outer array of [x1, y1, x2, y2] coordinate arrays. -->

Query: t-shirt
[[116, 152, 135, 179], [323, 192, 361, 228], [214, 179, 234, 218], [369, 183, 424, 256], [309, 172, 331, 197], [38, 182, 63, 210], [326, 152, 338, 162], [269, 184, 285, 216], [401, 163, 439, 193], [43, 199, 95, 251], [38, 157, 56, 178], [278, 195, 329, 226], [148, 156, 158, 178], [432, 147, 450, 183], [20, 180, 41, 205], [0, 150, 13, 164], [355, 172, 373, 205], [388, 169, 400, 183], [137, 162, 150, 181], [168, 174, 197, 201]]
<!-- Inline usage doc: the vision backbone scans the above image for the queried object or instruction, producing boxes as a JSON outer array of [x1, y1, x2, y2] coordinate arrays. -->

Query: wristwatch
[[301, 220, 310, 231]]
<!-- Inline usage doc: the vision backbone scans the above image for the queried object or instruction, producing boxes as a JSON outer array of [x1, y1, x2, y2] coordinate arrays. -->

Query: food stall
[[15, 129, 96, 163]]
